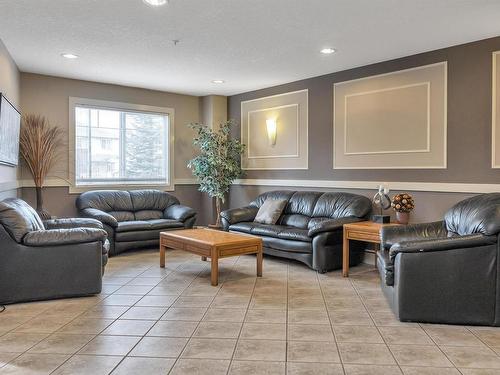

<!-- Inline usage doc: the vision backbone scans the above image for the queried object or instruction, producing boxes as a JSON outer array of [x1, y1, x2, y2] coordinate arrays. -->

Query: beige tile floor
[[1, 249, 500, 374]]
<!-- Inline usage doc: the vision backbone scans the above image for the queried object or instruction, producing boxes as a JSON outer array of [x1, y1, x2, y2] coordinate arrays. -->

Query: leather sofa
[[379, 193, 500, 326], [220, 190, 372, 272], [0, 198, 109, 304], [77, 189, 196, 256]]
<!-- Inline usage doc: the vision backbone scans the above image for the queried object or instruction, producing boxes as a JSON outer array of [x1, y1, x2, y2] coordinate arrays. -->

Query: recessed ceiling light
[[211, 80, 225, 84], [320, 48, 336, 54], [61, 53, 78, 59], [143, 0, 168, 6]]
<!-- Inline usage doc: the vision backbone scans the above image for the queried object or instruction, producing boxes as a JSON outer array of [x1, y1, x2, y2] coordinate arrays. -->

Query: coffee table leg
[[211, 247, 219, 286], [160, 244, 166, 268], [343, 232, 349, 277], [256, 245, 263, 277]]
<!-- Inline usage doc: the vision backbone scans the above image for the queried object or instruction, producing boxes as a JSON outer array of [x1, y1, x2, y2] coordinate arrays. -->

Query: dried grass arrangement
[[19, 114, 64, 219]]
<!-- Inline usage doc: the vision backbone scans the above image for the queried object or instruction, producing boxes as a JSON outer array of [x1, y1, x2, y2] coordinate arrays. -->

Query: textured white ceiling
[[0, 0, 500, 96]]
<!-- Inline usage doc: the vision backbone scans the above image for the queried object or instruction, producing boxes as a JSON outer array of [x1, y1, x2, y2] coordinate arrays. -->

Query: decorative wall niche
[[241, 89, 308, 170], [333, 62, 447, 169]]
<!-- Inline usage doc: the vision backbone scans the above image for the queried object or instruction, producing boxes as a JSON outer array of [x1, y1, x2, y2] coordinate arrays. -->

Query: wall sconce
[[266, 119, 277, 146]]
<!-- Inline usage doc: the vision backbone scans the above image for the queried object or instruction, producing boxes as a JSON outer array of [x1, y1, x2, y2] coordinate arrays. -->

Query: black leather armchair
[[221, 190, 372, 272], [77, 189, 196, 256], [379, 193, 500, 326], [0, 198, 109, 305]]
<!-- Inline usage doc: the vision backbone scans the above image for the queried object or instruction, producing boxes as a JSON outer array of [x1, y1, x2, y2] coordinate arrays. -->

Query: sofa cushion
[[285, 191, 322, 216], [135, 210, 163, 221], [279, 214, 310, 229], [0, 198, 44, 243], [278, 227, 311, 242], [108, 211, 135, 222], [445, 193, 500, 236], [250, 190, 295, 208], [312, 192, 372, 219], [254, 199, 287, 224], [129, 189, 179, 211], [229, 222, 311, 243], [148, 219, 184, 230], [116, 221, 152, 232], [76, 190, 133, 212], [116, 229, 169, 242], [262, 236, 312, 254]]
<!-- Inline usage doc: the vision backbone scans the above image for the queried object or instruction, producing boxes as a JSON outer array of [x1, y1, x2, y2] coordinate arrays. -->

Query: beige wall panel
[[345, 83, 429, 154], [247, 104, 299, 158], [492, 51, 500, 167], [241, 89, 308, 170], [334, 62, 447, 169]]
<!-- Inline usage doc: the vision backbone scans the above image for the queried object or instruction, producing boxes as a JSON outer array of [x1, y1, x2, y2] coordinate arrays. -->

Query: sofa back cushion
[[129, 190, 179, 211], [250, 190, 295, 208], [279, 191, 322, 229], [77, 190, 133, 213], [0, 198, 44, 243], [77, 189, 180, 222], [312, 192, 372, 219], [445, 193, 500, 236]]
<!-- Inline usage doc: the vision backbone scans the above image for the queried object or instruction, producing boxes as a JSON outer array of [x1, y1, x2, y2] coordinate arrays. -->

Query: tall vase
[[395, 211, 410, 225], [35, 186, 51, 220]]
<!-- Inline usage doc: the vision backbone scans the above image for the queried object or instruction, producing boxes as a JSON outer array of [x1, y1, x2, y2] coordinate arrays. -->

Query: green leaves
[[187, 120, 245, 202]]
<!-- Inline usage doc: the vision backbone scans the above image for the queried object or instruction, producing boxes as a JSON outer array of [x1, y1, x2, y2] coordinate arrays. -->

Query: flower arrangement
[[391, 193, 415, 213]]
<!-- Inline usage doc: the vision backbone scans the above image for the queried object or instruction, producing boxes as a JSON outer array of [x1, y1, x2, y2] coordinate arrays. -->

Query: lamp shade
[[266, 119, 277, 146]]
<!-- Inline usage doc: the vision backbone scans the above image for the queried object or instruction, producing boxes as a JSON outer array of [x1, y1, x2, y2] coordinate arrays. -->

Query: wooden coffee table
[[160, 228, 263, 286]]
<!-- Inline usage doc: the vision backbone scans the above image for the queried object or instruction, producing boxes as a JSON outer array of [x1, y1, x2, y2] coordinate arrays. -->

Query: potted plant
[[188, 120, 245, 228], [391, 193, 415, 224], [19, 114, 64, 219]]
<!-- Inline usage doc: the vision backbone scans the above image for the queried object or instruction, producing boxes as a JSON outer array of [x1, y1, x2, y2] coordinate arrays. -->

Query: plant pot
[[395, 211, 410, 225]]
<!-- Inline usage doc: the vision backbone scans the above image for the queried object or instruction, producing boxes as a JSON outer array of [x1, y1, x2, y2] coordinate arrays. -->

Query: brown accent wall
[[227, 36, 500, 222], [19, 73, 213, 224]]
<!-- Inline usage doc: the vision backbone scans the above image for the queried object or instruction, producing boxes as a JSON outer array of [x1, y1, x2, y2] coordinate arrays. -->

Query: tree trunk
[[215, 197, 221, 228], [35, 186, 51, 220]]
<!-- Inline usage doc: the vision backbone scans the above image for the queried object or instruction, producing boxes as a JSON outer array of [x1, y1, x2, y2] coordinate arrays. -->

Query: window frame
[[69, 97, 174, 193]]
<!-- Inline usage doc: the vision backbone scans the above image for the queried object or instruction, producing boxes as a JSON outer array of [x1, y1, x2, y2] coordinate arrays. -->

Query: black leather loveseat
[[220, 190, 372, 272], [77, 189, 196, 256], [379, 193, 500, 326], [0, 198, 109, 304]]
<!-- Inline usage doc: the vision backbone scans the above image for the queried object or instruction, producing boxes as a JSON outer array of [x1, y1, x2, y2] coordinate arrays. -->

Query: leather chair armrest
[[380, 221, 447, 249], [220, 206, 259, 229], [43, 218, 103, 230], [80, 208, 118, 228], [23, 228, 108, 247], [389, 234, 497, 263], [308, 217, 363, 237], [164, 204, 196, 222]]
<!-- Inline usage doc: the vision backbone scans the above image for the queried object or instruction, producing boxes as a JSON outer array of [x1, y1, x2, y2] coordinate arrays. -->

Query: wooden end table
[[342, 221, 400, 277], [160, 228, 263, 286]]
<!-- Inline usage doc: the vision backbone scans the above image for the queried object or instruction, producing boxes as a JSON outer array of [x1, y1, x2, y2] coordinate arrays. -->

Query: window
[[71, 98, 173, 188]]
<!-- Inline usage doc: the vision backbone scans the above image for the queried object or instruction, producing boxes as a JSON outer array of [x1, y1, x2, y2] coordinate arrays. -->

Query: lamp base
[[372, 215, 390, 224]]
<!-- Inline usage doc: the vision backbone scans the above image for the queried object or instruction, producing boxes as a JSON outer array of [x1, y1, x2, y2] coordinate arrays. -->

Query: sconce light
[[266, 119, 277, 146]]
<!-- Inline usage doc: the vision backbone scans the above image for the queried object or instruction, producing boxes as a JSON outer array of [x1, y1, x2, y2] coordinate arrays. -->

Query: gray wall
[[227, 36, 500, 222]]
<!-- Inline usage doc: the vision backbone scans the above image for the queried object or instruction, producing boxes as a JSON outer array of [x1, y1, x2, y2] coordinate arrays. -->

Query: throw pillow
[[254, 199, 287, 224]]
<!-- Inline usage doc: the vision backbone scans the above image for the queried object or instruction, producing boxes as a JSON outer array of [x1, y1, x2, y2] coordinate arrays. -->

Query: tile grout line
[[317, 272, 346, 375]]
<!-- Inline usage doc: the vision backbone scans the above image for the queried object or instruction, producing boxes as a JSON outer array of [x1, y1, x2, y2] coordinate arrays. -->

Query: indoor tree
[[188, 120, 245, 227]]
